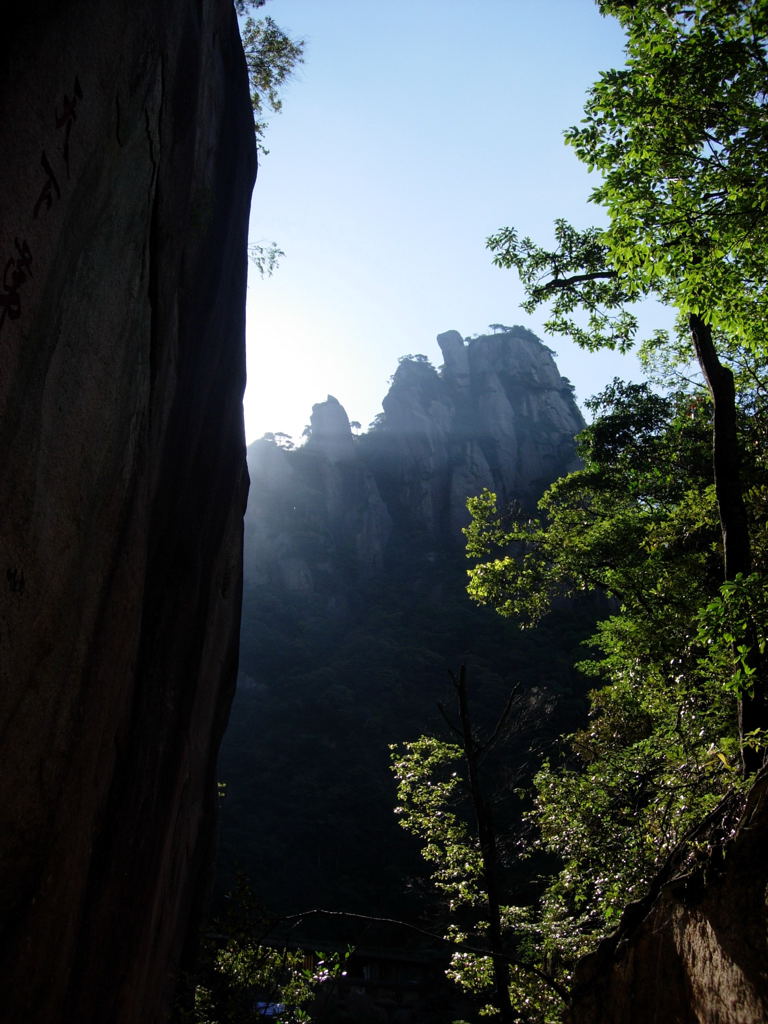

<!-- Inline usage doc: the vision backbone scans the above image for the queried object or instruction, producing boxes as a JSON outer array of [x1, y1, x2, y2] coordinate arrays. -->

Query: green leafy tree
[[391, 375, 767, 1014], [487, 0, 768, 752], [465, 381, 722, 630], [397, 353, 432, 365], [260, 431, 295, 450], [391, 671, 568, 1023], [178, 877, 348, 1024], [460, 376, 768, 1009]]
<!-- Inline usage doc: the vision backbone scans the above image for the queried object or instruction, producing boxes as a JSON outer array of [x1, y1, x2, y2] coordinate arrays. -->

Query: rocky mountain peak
[[245, 326, 585, 599], [306, 394, 355, 461], [381, 356, 450, 440], [437, 329, 470, 385], [369, 328, 584, 534]]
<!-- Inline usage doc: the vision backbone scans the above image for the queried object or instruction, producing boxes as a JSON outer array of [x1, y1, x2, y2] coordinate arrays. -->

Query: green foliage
[[236, 2, 303, 278], [466, 381, 721, 629], [248, 241, 285, 278], [487, 221, 641, 353], [179, 877, 349, 1024], [234, 1, 266, 13], [398, 353, 432, 364], [240, 12, 304, 151], [489, 0, 768, 360], [391, 737, 484, 909], [531, 656, 737, 954], [260, 431, 295, 450], [485, 0, 768, 778], [461, 370, 768, 1005], [390, 713, 570, 1023], [579, 0, 768, 352], [696, 572, 768, 697]]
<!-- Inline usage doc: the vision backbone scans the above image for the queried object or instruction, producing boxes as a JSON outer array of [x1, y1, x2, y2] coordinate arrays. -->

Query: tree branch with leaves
[[235, 1, 304, 276], [489, 0, 768, 754]]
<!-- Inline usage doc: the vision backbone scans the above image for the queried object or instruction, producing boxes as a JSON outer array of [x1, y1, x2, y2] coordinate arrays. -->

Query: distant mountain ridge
[[244, 327, 585, 601]]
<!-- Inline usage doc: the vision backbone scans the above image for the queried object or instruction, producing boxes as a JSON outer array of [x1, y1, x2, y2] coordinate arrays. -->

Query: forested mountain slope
[[218, 328, 594, 916]]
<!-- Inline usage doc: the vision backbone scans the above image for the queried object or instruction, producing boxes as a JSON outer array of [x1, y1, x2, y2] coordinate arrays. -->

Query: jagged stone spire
[[307, 395, 356, 461]]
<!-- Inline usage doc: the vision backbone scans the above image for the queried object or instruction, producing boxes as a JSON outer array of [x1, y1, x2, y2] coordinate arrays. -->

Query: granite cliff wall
[[0, 3, 255, 1021], [371, 328, 584, 540]]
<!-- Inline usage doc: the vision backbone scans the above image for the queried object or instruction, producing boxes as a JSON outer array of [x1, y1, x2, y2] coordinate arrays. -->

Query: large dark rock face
[[0, 3, 255, 1022], [569, 771, 768, 1024]]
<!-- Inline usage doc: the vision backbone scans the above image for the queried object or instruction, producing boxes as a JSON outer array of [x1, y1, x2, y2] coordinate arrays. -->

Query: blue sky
[[243, 0, 659, 444]]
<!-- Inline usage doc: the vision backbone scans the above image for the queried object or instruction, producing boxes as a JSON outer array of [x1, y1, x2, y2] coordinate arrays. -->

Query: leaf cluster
[[579, 0, 768, 350], [239, 10, 304, 150], [466, 380, 720, 630], [490, 1, 768, 363], [390, 737, 484, 909], [390, 736, 569, 1023], [487, 221, 642, 352], [178, 877, 349, 1024]]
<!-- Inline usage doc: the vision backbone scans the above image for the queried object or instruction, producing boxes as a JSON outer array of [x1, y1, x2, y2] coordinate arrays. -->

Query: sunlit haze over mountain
[[243, 0, 661, 444]]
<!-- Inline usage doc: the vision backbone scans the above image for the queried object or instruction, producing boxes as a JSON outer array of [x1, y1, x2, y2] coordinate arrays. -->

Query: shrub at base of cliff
[[177, 877, 351, 1024]]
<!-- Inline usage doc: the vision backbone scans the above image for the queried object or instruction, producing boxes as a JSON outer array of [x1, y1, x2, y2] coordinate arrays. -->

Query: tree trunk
[[688, 315, 751, 581], [455, 666, 515, 1023], [688, 314, 765, 768]]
